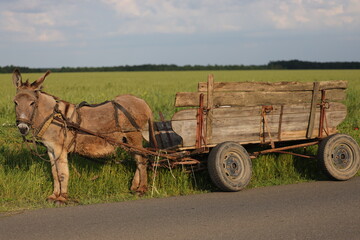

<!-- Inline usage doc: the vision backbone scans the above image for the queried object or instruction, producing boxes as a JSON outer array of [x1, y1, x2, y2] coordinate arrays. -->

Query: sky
[[0, 0, 359, 68]]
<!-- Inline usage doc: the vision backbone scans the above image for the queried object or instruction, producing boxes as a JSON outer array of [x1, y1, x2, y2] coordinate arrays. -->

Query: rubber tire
[[318, 134, 360, 181], [208, 141, 252, 191]]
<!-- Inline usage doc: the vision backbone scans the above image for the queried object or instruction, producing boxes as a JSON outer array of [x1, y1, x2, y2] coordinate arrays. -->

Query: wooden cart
[[151, 75, 360, 191]]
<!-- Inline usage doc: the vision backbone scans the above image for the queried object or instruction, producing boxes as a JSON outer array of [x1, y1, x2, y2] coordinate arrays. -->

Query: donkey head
[[12, 69, 51, 135]]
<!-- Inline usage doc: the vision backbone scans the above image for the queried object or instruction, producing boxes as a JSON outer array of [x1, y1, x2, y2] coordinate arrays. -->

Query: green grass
[[1, 70, 360, 212]]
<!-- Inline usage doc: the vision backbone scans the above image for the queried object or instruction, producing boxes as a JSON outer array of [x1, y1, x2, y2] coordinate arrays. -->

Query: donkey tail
[[148, 118, 158, 149]]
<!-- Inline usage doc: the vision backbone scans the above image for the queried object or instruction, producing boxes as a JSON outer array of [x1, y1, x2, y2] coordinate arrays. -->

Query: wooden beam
[[306, 82, 320, 138], [175, 89, 346, 107], [206, 74, 214, 144], [198, 80, 348, 92]]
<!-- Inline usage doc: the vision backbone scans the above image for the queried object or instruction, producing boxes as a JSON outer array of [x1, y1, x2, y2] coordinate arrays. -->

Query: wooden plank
[[195, 93, 205, 148], [171, 103, 347, 147], [278, 105, 284, 141], [206, 74, 214, 144], [172, 106, 261, 121], [175, 89, 346, 107], [172, 102, 346, 121], [307, 82, 320, 138], [198, 80, 348, 92]]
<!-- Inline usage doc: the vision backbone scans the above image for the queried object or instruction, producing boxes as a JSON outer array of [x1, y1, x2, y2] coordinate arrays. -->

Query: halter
[[15, 90, 63, 139], [15, 90, 40, 128]]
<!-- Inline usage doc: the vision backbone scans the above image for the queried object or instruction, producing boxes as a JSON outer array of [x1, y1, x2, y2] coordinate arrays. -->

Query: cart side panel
[[171, 102, 347, 148]]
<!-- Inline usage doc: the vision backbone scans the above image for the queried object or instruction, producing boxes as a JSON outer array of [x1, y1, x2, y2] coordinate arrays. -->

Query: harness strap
[[69, 106, 84, 151], [36, 112, 62, 138], [112, 101, 122, 131], [112, 101, 141, 131]]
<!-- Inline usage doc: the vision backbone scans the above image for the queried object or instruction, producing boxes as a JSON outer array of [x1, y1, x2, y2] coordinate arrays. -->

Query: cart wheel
[[208, 141, 252, 191], [318, 134, 360, 180]]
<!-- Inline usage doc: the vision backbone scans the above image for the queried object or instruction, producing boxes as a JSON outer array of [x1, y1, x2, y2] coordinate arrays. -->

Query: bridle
[[15, 90, 40, 129], [15, 90, 62, 139]]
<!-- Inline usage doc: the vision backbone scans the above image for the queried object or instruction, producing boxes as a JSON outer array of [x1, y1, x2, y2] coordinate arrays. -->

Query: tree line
[[1, 60, 359, 73], [268, 60, 360, 70]]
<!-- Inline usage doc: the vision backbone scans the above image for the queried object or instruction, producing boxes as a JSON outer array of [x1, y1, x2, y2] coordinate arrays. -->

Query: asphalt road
[[1, 177, 360, 240]]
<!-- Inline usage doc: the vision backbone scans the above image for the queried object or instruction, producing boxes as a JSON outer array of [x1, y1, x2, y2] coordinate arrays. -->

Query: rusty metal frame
[[251, 141, 319, 158], [318, 89, 330, 138], [270, 150, 316, 159], [261, 105, 275, 149], [195, 93, 206, 149], [278, 105, 284, 141]]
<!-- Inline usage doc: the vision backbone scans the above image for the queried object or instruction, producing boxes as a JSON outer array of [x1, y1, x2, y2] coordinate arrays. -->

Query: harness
[[17, 93, 198, 164], [36, 111, 63, 138], [19, 93, 142, 152]]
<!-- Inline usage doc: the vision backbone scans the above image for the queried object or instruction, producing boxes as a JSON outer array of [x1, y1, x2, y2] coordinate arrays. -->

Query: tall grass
[[1, 70, 360, 212]]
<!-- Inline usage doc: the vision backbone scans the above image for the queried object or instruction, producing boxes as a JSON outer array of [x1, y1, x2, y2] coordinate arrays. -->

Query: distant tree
[[1, 61, 359, 73]]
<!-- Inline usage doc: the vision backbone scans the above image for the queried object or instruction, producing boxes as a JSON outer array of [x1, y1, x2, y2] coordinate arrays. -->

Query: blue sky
[[0, 0, 359, 68]]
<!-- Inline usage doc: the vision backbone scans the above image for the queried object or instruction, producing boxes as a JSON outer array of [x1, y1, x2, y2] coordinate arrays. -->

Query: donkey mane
[[39, 91, 60, 101]]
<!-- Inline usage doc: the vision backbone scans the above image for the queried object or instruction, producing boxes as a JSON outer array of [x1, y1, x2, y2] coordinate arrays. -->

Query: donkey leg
[[126, 132, 148, 194], [47, 150, 61, 202], [130, 166, 140, 192], [54, 151, 70, 204], [134, 154, 148, 195]]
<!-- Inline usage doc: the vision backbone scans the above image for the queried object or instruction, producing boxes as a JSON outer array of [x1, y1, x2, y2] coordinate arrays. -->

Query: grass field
[[1, 70, 360, 212]]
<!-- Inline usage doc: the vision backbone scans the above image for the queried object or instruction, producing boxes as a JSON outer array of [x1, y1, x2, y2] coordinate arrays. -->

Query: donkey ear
[[12, 69, 22, 88], [31, 70, 51, 89]]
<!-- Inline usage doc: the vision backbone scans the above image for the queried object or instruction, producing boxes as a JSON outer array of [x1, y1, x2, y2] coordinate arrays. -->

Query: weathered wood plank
[[206, 74, 214, 144], [172, 103, 346, 121], [198, 80, 348, 92], [171, 103, 347, 147], [307, 82, 320, 138], [175, 89, 346, 107]]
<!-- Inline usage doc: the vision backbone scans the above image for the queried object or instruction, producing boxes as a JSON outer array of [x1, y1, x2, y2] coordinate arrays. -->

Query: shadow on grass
[[292, 156, 327, 181], [0, 143, 138, 191], [0, 144, 51, 174], [291, 146, 328, 181]]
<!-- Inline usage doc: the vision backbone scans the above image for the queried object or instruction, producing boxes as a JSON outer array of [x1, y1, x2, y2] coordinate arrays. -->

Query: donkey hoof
[[46, 194, 57, 203], [135, 189, 147, 197], [130, 186, 138, 192], [53, 195, 68, 206]]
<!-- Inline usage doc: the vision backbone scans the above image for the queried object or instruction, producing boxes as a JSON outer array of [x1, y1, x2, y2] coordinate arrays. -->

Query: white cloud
[[99, 0, 360, 36], [0, 10, 65, 42], [0, 0, 78, 42], [101, 0, 247, 34], [0, 0, 359, 43], [266, 0, 360, 30]]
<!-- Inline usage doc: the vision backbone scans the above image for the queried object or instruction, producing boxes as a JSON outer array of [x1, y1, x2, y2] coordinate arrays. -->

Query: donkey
[[12, 69, 153, 204]]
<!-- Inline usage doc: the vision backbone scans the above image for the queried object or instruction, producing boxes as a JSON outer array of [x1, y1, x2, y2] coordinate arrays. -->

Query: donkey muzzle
[[17, 122, 30, 136]]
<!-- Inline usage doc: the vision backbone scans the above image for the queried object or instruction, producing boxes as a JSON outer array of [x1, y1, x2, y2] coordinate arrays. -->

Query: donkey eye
[[30, 101, 35, 106], [14, 101, 18, 106]]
